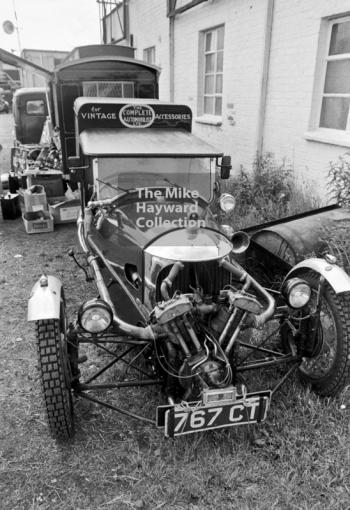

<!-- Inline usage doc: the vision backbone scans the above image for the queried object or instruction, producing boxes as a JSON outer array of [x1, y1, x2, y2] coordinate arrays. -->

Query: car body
[[28, 96, 350, 441]]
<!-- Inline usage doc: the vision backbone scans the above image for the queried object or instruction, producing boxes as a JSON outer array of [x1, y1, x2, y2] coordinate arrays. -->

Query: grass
[[1, 219, 350, 510], [1, 117, 349, 509]]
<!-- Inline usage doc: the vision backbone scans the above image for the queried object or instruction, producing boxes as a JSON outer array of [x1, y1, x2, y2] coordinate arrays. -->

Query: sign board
[[75, 101, 192, 132]]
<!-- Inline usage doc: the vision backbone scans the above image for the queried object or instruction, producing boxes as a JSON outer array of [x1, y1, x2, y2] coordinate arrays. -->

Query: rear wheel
[[36, 308, 74, 440], [285, 272, 350, 396]]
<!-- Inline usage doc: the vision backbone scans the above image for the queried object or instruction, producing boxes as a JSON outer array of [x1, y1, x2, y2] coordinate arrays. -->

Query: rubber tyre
[[36, 318, 74, 440], [297, 273, 350, 397]]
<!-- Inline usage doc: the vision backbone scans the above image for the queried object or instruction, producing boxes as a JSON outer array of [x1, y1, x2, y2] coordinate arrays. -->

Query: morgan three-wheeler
[[27, 97, 350, 440], [22, 46, 350, 441]]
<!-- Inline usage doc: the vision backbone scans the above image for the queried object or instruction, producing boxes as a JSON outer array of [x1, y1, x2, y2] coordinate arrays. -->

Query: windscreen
[[94, 157, 215, 202]]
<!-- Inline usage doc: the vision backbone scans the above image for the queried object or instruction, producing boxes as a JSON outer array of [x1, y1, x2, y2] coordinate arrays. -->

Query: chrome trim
[[145, 228, 233, 262], [283, 257, 350, 294]]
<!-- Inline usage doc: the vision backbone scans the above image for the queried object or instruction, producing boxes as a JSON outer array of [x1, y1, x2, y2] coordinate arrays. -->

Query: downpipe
[[160, 261, 184, 300], [219, 259, 275, 328], [77, 214, 156, 340]]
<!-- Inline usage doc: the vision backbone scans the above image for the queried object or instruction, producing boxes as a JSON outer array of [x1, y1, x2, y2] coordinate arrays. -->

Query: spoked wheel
[[287, 273, 350, 396], [36, 297, 75, 440]]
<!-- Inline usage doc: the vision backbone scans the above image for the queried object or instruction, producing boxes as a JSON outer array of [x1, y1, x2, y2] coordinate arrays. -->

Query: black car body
[[27, 94, 350, 440]]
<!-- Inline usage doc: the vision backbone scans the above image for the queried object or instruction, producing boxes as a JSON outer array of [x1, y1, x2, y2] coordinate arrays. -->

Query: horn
[[231, 231, 250, 254]]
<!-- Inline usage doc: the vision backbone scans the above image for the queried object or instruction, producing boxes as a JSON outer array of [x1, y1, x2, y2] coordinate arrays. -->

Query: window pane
[[216, 51, 224, 72], [205, 75, 214, 94], [215, 96, 222, 116], [215, 74, 223, 93], [83, 83, 97, 96], [99, 82, 123, 97], [143, 46, 155, 64], [204, 96, 214, 114], [320, 96, 350, 130], [205, 54, 215, 73], [217, 26, 225, 50], [205, 32, 213, 52], [124, 83, 134, 97], [324, 60, 350, 93], [26, 100, 45, 115], [329, 21, 350, 55]]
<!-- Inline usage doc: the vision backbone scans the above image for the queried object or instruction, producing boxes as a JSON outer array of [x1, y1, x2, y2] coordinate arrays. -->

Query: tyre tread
[[300, 271, 350, 396], [36, 319, 74, 440]]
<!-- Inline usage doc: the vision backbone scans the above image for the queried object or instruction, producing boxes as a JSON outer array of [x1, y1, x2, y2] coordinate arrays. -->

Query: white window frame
[[196, 25, 224, 125], [306, 15, 350, 147], [143, 46, 156, 65]]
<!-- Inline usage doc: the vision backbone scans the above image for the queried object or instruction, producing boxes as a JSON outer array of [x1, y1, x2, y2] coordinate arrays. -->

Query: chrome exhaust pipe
[[219, 259, 275, 327], [77, 216, 156, 340]]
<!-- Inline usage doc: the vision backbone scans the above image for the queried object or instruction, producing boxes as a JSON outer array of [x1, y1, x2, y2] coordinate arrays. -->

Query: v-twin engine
[[153, 295, 233, 399]]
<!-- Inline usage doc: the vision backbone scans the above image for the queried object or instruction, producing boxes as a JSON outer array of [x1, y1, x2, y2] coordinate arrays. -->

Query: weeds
[[323, 152, 350, 272], [216, 152, 321, 229]]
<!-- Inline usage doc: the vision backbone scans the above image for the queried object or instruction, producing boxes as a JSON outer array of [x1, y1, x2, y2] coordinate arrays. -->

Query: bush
[[324, 152, 350, 272], [217, 152, 321, 229], [328, 152, 350, 206]]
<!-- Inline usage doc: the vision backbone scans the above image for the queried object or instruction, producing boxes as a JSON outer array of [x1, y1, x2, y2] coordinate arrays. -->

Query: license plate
[[157, 391, 270, 437]]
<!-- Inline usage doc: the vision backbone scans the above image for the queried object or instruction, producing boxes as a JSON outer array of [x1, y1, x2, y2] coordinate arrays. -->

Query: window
[[26, 100, 45, 115], [82, 81, 134, 98], [143, 46, 156, 65], [53, 57, 63, 67], [200, 25, 224, 117], [320, 18, 350, 131]]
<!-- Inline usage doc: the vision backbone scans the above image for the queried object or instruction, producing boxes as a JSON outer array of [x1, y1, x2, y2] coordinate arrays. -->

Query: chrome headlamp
[[219, 193, 236, 213], [78, 298, 113, 333], [282, 278, 311, 309]]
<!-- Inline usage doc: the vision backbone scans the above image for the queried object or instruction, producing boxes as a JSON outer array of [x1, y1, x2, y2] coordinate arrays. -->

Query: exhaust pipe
[[219, 258, 275, 327], [77, 215, 156, 340]]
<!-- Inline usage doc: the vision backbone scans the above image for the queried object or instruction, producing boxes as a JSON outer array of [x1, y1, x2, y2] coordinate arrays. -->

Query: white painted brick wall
[[263, 0, 350, 198], [128, 0, 170, 99], [125, 0, 350, 200], [171, 0, 268, 167]]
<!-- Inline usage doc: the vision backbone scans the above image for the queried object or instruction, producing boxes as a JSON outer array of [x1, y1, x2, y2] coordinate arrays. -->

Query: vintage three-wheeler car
[[27, 95, 350, 440], [3, 43, 347, 440]]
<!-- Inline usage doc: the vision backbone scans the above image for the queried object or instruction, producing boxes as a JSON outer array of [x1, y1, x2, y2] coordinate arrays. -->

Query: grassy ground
[[0, 222, 349, 510], [1, 113, 350, 509]]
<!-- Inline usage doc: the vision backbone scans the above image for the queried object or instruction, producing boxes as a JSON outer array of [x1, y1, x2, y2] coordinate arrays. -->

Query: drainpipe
[[256, 0, 275, 158], [169, 12, 175, 101]]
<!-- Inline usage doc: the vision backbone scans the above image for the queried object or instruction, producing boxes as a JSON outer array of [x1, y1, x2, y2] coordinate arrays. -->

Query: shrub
[[217, 152, 321, 229], [328, 152, 350, 206], [323, 152, 350, 272]]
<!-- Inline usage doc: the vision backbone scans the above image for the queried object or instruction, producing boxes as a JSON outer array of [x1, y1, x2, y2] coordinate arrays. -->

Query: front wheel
[[293, 273, 350, 396], [36, 315, 74, 440]]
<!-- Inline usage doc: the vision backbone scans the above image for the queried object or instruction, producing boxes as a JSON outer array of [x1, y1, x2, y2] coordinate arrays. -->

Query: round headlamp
[[219, 193, 236, 213], [78, 298, 113, 333], [282, 278, 311, 309]]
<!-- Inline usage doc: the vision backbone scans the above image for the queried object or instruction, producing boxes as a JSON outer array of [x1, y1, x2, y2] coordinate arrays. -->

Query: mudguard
[[283, 257, 350, 294], [28, 275, 63, 321]]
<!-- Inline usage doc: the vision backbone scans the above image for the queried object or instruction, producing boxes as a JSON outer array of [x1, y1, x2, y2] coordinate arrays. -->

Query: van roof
[[13, 87, 48, 96]]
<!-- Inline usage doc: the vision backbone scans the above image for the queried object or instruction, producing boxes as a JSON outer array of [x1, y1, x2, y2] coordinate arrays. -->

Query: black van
[[12, 87, 48, 144]]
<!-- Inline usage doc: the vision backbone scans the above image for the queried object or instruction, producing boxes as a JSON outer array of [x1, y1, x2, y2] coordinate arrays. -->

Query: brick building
[[100, 0, 350, 199]]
